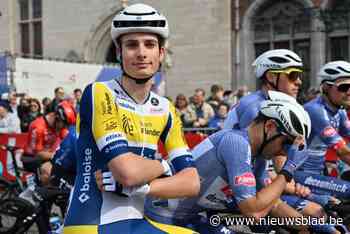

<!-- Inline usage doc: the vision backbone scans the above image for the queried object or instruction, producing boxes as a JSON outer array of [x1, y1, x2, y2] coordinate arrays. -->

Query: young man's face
[[120, 33, 165, 79]]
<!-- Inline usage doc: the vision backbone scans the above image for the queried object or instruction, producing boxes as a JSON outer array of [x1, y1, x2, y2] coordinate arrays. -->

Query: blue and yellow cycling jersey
[[64, 78, 194, 227]]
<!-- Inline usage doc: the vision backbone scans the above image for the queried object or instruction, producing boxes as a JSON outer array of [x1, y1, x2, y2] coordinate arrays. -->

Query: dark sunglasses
[[337, 83, 350, 93]]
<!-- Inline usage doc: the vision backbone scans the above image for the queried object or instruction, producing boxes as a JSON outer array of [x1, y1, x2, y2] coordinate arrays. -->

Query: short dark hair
[[74, 88, 82, 93], [54, 87, 64, 94], [254, 113, 270, 124], [195, 88, 205, 97], [211, 84, 224, 93]]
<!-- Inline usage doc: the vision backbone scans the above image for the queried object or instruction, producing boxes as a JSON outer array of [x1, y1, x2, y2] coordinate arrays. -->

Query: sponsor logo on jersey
[[234, 172, 256, 186], [151, 97, 159, 106], [304, 176, 348, 193], [102, 92, 113, 115], [118, 101, 135, 111], [105, 120, 118, 131], [150, 107, 163, 113], [122, 114, 134, 136], [141, 127, 161, 136], [322, 126, 337, 137], [79, 148, 92, 203], [105, 133, 123, 143]]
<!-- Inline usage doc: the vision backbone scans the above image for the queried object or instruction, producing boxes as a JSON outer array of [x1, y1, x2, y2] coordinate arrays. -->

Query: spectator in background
[[49, 87, 65, 112], [188, 88, 215, 128], [206, 84, 224, 112], [175, 94, 196, 128], [20, 98, 42, 132], [223, 90, 235, 107], [0, 100, 21, 133], [17, 96, 30, 124], [42, 97, 52, 114], [8, 91, 18, 116], [208, 103, 229, 130], [232, 85, 250, 105], [73, 88, 82, 112]]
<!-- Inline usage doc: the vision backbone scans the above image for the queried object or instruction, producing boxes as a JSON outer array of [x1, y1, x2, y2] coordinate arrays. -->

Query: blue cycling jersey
[[52, 125, 77, 173], [145, 129, 270, 224], [299, 96, 350, 174]]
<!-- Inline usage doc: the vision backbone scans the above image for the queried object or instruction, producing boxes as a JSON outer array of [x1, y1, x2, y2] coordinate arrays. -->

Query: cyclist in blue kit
[[221, 49, 340, 233], [299, 61, 350, 175], [99, 98, 317, 233]]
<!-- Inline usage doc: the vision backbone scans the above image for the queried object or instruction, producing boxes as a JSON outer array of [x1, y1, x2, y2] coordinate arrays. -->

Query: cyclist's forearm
[[338, 145, 350, 165], [239, 175, 287, 215], [108, 153, 164, 187], [148, 168, 199, 198]]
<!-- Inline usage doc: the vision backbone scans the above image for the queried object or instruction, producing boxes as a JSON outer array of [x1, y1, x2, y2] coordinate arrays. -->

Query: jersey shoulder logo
[[322, 126, 337, 137], [234, 172, 256, 187]]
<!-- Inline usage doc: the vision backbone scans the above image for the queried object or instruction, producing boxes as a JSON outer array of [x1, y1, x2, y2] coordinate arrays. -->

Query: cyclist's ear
[[264, 119, 278, 134]]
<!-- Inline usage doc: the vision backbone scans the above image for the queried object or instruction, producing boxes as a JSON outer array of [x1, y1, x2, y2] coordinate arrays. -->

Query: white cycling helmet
[[260, 99, 311, 140], [267, 90, 297, 102], [111, 3, 169, 46], [253, 49, 303, 79], [318, 61, 350, 83]]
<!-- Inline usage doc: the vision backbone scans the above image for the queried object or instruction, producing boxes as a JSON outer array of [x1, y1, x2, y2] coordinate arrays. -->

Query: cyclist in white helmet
[[222, 50, 340, 233], [63, 3, 199, 234], [224, 49, 303, 130], [299, 61, 350, 175], [137, 98, 313, 233]]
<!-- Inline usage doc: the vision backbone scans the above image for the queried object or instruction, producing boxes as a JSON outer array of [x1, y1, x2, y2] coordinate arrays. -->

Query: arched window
[[324, 0, 350, 60], [252, 0, 311, 95]]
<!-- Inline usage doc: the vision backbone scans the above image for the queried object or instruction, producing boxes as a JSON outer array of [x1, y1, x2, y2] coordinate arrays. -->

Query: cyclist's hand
[[158, 159, 173, 177], [295, 183, 311, 198], [100, 171, 150, 196], [282, 136, 308, 177], [40, 161, 53, 185], [95, 170, 104, 191]]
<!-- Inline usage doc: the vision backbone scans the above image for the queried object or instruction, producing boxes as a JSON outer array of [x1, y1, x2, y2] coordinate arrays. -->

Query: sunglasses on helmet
[[269, 67, 304, 82]]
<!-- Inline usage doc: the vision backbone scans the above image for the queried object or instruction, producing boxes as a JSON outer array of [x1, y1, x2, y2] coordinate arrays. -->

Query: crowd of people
[[0, 87, 82, 134], [1, 3, 350, 234]]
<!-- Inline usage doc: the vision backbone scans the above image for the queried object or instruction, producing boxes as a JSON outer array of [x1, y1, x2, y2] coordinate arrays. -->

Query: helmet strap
[[264, 73, 279, 91], [257, 120, 283, 156]]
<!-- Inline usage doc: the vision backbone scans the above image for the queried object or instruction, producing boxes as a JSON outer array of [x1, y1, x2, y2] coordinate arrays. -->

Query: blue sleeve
[[339, 110, 350, 138], [305, 104, 342, 146], [52, 127, 77, 172], [217, 132, 256, 204]]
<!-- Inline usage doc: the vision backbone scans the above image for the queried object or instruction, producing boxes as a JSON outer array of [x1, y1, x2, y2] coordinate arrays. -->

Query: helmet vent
[[268, 56, 289, 64], [113, 20, 166, 28], [337, 66, 350, 73], [123, 11, 156, 16], [285, 54, 302, 63], [324, 68, 340, 75], [289, 110, 303, 136]]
